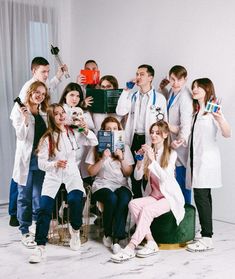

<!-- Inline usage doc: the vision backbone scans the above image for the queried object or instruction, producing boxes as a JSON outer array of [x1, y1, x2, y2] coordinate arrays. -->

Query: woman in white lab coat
[[29, 104, 97, 264], [186, 78, 231, 252], [111, 120, 185, 263], [10, 81, 49, 248], [59, 82, 95, 183]]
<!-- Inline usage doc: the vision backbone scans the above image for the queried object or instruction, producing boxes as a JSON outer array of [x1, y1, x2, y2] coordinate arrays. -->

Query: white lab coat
[[168, 87, 193, 167], [38, 129, 98, 198], [186, 112, 222, 189], [63, 103, 97, 178], [116, 88, 167, 146], [18, 76, 61, 102], [134, 148, 185, 225], [10, 104, 47, 186]]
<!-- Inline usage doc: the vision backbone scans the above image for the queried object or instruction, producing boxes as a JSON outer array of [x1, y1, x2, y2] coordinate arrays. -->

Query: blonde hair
[[25, 81, 50, 112], [143, 121, 171, 179]]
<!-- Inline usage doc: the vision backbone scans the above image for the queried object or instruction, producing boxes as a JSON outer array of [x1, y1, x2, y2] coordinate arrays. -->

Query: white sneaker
[[29, 221, 36, 236], [187, 237, 214, 252], [136, 241, 159, 258], [103, 236, 112, 248], [69, 225, 81, 251], [21, 233, 37, 249], [111, 246, 135, 263], [29, 246, 46, 264], [194, 230, 202, 241], [111, 243, 121, 254]]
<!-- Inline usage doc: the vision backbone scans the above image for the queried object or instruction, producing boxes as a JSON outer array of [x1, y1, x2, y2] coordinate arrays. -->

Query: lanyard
[[167, 93, 177, 111], [131, 89, 157, 106]]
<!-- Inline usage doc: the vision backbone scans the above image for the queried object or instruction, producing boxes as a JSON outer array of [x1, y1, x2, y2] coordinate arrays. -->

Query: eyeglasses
[[101, 85, 113, 89]]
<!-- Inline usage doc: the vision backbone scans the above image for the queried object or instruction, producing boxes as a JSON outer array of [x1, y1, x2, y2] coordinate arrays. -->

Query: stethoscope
[[131, 89, 164, 120]]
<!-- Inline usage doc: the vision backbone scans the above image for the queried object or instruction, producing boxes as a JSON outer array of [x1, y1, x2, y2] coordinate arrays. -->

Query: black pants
[[194, 188, 213, 238], [131, 134, 147, 199], [93, 187, 132, 240], [35, 190, 84, 246]]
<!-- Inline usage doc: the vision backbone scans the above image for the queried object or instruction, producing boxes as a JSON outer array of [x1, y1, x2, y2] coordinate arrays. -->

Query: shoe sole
[[29, 259, 40, 264], [22, 242, 37, 249], [29, 256, 46, 264], [186, 247, 214, 252], [136, 251, 158, 258], [111, 255, 135, 263]]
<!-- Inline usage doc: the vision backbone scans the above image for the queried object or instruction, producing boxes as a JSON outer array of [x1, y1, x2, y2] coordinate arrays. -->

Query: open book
[[86, 88, 123, 113], [97, 130, 125, 153]]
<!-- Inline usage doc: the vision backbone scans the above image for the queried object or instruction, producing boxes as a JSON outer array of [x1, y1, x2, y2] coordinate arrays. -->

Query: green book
[[86, 88, 123, 113]]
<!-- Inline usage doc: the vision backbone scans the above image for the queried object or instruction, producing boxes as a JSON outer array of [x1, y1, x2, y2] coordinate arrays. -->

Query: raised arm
[[116, 89, 132, 116], [213, 110, 232, 138]]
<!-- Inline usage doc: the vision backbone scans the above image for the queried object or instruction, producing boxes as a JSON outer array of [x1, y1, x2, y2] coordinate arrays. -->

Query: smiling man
[[19, 56, 67, 102]]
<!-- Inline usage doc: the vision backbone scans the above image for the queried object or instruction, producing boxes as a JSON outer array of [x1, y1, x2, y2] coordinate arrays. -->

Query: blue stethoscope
[[131, 89, 157, 107], [131, 89, 164, 120]]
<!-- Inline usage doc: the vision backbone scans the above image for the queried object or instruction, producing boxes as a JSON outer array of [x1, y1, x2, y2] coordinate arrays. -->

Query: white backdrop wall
[[59, 0, 235, 222]]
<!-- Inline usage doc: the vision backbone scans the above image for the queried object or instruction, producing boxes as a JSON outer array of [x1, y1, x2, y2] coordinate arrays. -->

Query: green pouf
[[150, 204, 195, 244]]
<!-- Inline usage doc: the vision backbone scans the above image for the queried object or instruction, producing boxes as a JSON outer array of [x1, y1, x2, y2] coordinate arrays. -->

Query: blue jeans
[[93, 187, 132, 240], [176, 166, 191, 204], [17, 169, 45, 234], [8, 178, 18, 216], [35, 190, 83, 246]]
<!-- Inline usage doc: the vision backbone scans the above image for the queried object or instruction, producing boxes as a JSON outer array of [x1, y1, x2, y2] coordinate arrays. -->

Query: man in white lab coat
[[116, 64, 167, 198], [159, 65, 193, 203]]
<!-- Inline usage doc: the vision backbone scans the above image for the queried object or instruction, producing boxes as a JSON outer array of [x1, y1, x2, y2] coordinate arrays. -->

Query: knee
[[67, 190, 83, 205], [119, 192, 131, 206], [106, 192, 118, 207], [39, 196, 54, 216], [128, 199, 136, 211]]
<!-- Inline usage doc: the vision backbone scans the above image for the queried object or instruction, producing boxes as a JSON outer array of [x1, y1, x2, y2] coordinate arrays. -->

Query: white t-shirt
[[85, 144, 134, 193]]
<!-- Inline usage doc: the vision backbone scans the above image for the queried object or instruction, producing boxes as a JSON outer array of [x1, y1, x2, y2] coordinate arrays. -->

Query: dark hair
[[94, 116, 123, 162], [99, 75, 119, 89], [169, 65, 187, 79], [191, 78, 215, 113], [31, 57, 49, 71], [59, 82, 84, 105], [138, 64, 155, 77], [84, 60, 98, 68]]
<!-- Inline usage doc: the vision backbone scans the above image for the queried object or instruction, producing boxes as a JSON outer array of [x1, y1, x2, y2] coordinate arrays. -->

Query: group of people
[[8, 57, 231, 264]]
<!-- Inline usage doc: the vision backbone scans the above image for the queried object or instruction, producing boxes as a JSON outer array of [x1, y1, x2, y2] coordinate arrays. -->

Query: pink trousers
[[129, 196, 170, 247]]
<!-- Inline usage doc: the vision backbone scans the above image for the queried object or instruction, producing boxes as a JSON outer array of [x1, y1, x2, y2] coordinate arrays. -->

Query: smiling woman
[[10, 81, 49, 248], [0, 0, 59, 205], [28, 103, 98, 263]]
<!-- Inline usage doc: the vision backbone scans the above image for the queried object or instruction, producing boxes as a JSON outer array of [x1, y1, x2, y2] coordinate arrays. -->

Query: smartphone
[[14, 97, 25, 107]]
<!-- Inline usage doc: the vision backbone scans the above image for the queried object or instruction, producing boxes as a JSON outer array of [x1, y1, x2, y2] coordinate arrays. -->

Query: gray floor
[[0, 204, 235, 279]]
